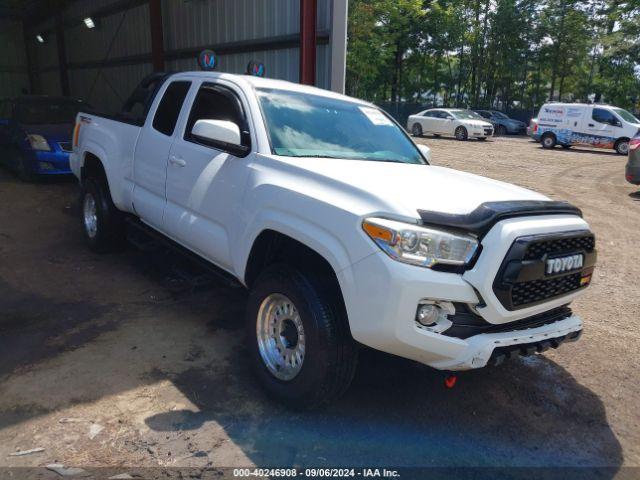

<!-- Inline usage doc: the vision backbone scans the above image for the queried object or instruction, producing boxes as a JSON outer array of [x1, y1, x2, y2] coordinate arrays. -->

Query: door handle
[[588, 123, 594, 127], [169, 155, 186, 167]]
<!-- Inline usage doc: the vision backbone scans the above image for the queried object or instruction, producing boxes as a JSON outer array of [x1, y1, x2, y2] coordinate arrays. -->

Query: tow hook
[[444, 373, 458, 389]]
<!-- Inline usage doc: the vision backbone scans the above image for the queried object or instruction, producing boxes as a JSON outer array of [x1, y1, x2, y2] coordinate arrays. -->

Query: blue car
[[0, 96, 90, 180], [474, 110, 527, 136]]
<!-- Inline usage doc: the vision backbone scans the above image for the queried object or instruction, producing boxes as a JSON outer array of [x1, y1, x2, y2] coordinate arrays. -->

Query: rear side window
[[152, 81, 191, 136], [592, 108, 618, 126]]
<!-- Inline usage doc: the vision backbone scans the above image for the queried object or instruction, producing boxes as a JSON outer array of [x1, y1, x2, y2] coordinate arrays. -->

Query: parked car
[[625, 133, 640, 185], [527, 117, 539, 141], [474, 110, 527, 135], [0, 96, 90, 180], [71, 72, 595, 408], [534, 102, 640, 155], [408, 108, 494, 141]]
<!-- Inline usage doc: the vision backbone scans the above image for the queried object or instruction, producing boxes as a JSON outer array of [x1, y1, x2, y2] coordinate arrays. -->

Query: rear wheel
[[80, 177, 125, 253], [246, 263, 358, 409], [411, 123, 423, 137], [615, 138, 629, 156], [495, 125, 507, 136], [541, 133, 557, 149], [455, 126, 468, 141]]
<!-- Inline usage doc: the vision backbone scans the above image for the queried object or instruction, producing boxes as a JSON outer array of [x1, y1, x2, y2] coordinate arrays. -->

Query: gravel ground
[[0, 136, 638, 477]]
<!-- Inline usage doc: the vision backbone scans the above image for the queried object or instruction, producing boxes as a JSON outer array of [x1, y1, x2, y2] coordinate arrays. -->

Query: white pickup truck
[[70, 71, 596, 408]]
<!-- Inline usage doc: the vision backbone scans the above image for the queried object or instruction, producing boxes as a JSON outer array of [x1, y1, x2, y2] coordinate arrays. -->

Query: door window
[[184, 83, 250, 155], [592, 108, 619, 126], [152, 81, 191, 136]]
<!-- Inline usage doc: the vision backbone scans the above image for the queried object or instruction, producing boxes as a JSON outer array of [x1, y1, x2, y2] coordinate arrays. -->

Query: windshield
[[15, 99, 89, 125], [613, 108, 640, 124], [256, 89, 424, 164], [451, 110, 483, 120]]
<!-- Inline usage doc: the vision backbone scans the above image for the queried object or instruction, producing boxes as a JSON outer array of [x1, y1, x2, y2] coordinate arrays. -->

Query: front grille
[[58, 142, 72, 152], [484, 128, 493, 135], [511, 273, 581, 307], [493, 231, 596, 310], [524, 234, 595, 260]]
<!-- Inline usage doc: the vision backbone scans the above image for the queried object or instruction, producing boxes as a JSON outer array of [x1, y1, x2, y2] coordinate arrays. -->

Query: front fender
[[234, 208, 359, 288]]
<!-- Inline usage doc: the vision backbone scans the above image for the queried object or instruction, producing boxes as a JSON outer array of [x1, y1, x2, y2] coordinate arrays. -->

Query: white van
[[532, 103, 640, 155]]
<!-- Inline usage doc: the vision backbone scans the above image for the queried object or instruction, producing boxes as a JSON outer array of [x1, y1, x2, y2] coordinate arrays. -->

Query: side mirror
[[192, 119, 241, 146], [418, 144, 431, 162]]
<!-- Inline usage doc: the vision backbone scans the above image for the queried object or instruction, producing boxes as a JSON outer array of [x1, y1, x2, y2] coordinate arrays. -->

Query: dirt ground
[[0, 136, 639, 477]]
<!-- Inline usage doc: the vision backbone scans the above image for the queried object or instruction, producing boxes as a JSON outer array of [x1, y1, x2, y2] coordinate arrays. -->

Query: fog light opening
[[415, 301, 454, 333]]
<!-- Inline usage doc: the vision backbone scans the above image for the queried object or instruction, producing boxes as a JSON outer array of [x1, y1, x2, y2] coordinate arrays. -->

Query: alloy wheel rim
[[83, 193, 98, 239], [256, 293, 305, 381]]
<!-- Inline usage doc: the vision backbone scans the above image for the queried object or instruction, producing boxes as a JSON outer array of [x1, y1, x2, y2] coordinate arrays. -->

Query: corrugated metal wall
[[23, 0, 336, 113], [0, 19, 29, 98]]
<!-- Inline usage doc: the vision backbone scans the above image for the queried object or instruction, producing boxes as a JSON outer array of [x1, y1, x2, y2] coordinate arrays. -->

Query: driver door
[[163, 81, 253, 272]]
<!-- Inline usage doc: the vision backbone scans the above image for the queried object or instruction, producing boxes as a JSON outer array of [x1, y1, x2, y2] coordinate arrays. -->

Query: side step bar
[[124, 216, 243, 289]]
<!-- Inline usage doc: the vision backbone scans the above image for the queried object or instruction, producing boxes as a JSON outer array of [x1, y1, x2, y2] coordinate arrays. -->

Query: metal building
[[0, 0, 348, 113]]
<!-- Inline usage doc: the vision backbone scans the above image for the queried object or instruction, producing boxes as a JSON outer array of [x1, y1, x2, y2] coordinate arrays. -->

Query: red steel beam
[[149, 0, 165, 72], [299, 0, 317, 85]]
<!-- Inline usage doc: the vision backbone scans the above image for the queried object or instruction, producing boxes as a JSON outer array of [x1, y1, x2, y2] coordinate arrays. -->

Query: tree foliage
[[346, 0, 640, 111]]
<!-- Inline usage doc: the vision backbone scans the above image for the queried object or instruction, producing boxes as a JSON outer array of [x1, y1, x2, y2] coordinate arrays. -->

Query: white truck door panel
[[164, 81, 252, 272], [132, 80, 192, 228]]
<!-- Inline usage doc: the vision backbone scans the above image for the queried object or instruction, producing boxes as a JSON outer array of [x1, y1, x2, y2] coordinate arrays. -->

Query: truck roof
[[169, 71, 371, 107]]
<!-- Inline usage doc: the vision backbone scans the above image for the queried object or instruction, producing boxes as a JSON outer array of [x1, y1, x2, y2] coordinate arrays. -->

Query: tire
[[15, 151, 34, 182], [477, 137, 487, 141], [615, 138, 629, 156], [455, 126, 468, 141], [246, 263, 358, 409], [495, 125, 507, 136], [411, 123, 423, 137], [541, 133, 557, 149], [80, 177, 125, 253]]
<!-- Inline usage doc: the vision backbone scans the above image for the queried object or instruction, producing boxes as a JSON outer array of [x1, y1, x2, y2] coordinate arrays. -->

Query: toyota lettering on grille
[[546, 254, 584, 276]]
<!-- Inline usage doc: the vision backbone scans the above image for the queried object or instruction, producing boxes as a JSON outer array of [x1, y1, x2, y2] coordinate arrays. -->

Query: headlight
[[362, 217, 478, 268], [26, 134, 51, 151]]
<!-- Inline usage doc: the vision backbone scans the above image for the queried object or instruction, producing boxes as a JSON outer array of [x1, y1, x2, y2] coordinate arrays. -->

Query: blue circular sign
[[247, 60, 265, 77], [198, 50, 217, 70]]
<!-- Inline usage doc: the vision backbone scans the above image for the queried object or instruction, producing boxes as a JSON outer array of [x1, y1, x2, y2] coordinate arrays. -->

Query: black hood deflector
[[418, 200, 583, 238]]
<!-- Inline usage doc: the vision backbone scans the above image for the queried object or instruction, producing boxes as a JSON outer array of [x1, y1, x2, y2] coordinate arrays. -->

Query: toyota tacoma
[[70, 71, 596, 408]]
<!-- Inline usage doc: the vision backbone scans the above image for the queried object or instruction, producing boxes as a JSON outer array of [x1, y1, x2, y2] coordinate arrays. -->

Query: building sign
[[198, 50, 217, 70], [247, 60, 265, 77]]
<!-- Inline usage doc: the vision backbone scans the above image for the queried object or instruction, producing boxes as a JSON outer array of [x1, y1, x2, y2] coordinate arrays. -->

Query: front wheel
[[455, 126, 468, 141], [495, 125, 507, 136], [80, 177, 125, 253], [246, 264, 358, 409], [411, 123, 423, 137], [615, 139, 629, 156]]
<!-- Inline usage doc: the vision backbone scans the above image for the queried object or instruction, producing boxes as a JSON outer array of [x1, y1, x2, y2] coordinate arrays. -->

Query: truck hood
[[274, 157, 548, 217], [460, 119, 493, 128]]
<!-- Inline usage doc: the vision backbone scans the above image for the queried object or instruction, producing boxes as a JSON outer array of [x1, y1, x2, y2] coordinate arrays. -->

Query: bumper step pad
[[489, 330, 582, 366]]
